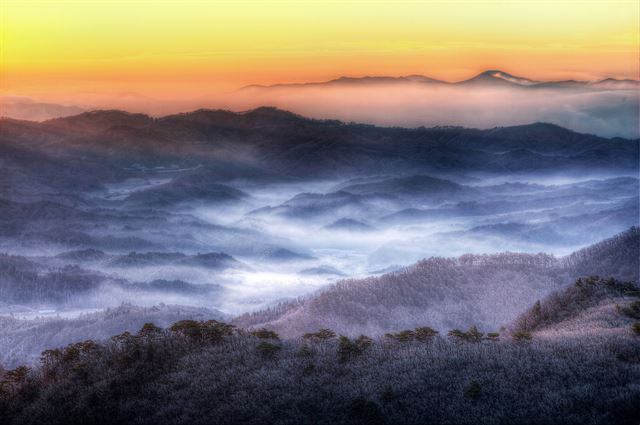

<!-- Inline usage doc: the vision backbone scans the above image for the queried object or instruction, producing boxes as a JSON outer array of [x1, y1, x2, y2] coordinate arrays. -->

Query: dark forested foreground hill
[[1, 275, 639, 425], [234, 227, 639, 336]]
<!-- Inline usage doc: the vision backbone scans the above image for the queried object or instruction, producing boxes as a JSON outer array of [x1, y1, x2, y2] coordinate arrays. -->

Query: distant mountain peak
[[330, 75, 443, 84], [590, 78, 640, 88], [462, 70, 540, 86], [44, 109, 151, 124], [487, 122, 584, 141], [240, 74, 445, 90], [42, 109, 153, 134], [245, 106, 298, 117], [243, 106, 306, 123], [506, 121, 569, 131]]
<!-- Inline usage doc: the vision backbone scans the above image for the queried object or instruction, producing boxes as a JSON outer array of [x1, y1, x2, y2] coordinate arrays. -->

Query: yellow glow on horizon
[[1, 0, 638, 101]]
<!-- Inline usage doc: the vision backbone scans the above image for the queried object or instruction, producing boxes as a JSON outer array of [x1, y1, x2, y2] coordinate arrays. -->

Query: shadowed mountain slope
[[1, 108, 637, 180]]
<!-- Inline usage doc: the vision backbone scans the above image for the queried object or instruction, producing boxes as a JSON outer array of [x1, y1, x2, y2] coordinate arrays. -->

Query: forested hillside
[[512, 276, 640, 338], [235, 228, 639, 336], [1, 278, 638, 425]]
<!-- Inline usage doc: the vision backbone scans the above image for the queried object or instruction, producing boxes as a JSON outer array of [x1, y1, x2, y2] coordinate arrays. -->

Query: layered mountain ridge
[[240, 69, 640, 90]]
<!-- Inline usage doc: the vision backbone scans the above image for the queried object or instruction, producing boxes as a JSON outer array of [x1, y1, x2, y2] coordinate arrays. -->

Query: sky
[[1, 0, 638, 105]]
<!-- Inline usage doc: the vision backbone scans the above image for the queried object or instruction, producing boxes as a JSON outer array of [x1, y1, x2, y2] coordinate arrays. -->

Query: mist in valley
[[2, 169, 637, 318], [0, 104, 638, 371]]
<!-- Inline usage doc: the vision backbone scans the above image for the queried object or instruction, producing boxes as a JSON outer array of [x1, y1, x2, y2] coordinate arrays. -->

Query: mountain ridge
[[3, 107, 636, 141], [239, 69, 640, 90], [2, 107, 637, 180]]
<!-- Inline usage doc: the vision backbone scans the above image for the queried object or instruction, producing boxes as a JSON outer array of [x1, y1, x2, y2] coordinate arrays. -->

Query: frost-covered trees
[[512, 276, 640, 333], [234, 229, 639, 338], [1, 318, 639, 425]]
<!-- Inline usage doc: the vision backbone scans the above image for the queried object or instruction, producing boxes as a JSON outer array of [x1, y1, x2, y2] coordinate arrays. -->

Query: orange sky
[[1, 0, 638, 105]]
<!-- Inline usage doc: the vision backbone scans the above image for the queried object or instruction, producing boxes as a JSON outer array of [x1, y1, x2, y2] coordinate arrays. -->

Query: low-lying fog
[[227, 85, 640, 139], [5, 82, 638, 139], [1, 170, 637, 319]]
